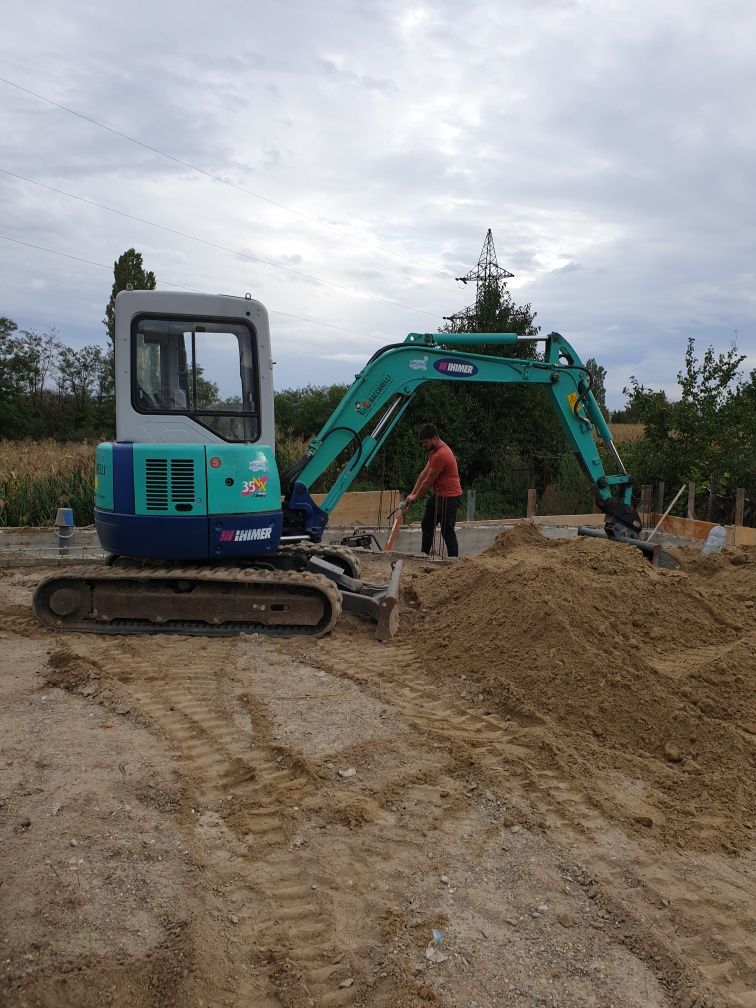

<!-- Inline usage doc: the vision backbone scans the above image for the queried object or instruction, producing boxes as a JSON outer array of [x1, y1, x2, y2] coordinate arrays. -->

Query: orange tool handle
[[386, 508, 405, 551]]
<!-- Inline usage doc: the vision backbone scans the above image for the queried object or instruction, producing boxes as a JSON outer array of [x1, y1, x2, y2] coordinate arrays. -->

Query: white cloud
[[0, 0, 754, 412]]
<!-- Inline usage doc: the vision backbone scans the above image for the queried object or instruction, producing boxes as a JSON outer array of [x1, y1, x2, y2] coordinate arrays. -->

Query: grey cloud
[[315, 58, 398, 94], [1, 0, 754, 410]]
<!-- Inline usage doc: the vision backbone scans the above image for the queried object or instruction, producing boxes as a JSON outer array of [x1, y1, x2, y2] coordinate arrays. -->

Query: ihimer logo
[[219, 527, 273, 543]]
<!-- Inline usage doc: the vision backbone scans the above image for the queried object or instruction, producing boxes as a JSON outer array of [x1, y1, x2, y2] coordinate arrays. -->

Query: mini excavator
[[33, 290, 644, 639]]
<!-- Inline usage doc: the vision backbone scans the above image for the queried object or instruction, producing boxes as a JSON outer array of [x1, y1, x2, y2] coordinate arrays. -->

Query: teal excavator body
[[34, 290, 641, 640], [92, 291, 640, 561]]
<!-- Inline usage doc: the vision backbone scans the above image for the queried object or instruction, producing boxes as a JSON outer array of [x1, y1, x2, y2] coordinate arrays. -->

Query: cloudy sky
[[1, 0, 755, 408]]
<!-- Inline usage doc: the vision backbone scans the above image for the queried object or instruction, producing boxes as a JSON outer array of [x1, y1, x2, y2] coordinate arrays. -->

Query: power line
[[0, 75, 454, 280], [0, 167, 440, 318], [0, 234, 387, 342]]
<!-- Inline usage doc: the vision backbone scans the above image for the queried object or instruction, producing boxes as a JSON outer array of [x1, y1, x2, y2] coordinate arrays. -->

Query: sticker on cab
[[241, 476, 269, 497]]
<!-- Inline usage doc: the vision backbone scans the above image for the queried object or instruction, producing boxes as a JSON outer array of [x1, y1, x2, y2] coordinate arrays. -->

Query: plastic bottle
[[701, 524, 727, 556]]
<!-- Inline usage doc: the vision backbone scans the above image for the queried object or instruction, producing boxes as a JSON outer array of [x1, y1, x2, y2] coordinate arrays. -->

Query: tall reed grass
[[0, 440, 96, 527]]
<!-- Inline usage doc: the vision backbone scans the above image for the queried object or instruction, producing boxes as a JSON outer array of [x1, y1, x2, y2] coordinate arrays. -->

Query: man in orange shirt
[[406, 424, 463, 558]]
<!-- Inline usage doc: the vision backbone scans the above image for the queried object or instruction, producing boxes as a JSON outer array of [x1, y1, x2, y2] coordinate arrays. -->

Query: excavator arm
[[281, 331, 642, 542]]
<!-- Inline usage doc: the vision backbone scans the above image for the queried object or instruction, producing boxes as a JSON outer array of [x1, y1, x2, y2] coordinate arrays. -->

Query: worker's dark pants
[[421, 494, 462, 557]]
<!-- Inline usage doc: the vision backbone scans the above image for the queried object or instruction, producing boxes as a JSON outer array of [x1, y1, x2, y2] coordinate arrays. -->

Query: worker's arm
[[408, 460, 430, 500], [407, 460, 442, 503]]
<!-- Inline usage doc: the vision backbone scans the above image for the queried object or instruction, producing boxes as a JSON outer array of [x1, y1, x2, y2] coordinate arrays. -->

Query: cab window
[[132, 316, 259, 441]]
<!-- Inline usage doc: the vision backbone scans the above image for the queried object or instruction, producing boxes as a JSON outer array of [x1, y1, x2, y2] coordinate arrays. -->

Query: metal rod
[[605, 439, 628, 476], [369, 395, 406, 442]]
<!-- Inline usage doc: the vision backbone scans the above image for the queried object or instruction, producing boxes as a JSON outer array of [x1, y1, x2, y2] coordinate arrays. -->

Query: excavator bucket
[[306, 556, 404, 640], [577, 527, 678, 569]]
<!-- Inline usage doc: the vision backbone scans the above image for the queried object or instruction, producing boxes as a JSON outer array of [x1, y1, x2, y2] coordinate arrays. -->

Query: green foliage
[[585, 358, 610, 420], [612, 378, 670, 425], [363, 280, 570, 508], [0, 320, 115, 441], [269, 280, 589, 517], [274, 435, 310, 474], [0, 249, 161, 441], [619, 340, 755, 517], [0, 471, 95, 527], [275, 384, 350, 439], [0, 316, 31, 437], [195, 371, 221, 408], [103, 248, 156, 345]]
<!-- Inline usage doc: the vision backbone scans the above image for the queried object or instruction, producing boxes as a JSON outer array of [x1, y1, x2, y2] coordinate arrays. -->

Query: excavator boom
[[281, 330, 641, 543]]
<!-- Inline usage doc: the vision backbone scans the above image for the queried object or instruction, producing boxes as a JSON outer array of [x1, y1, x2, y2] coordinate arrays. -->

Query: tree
[[383, 255, 565, 501], [100, 248, 155, 430], [275, 384, 350, 440], [619, 381, 669, 430], [585, 358, 609, 419], [56, 344, 111, 435], [621, 339, 754, 520], [15, 328, 60, 400], [103, 249, 156, 345], [0, 316, 30, 436], [195, 370, 221, 408]]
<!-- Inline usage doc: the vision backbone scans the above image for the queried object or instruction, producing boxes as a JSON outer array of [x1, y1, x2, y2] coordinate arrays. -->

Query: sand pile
[[406, 524, 755, 850]]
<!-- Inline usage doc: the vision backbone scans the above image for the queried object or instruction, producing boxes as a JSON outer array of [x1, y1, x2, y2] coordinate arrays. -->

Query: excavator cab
[[92, 291, 286, 561], [115, 290, 274, 446]]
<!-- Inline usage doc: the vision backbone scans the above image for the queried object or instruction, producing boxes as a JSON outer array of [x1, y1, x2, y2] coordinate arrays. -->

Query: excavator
[[33, 289, 644, 639]]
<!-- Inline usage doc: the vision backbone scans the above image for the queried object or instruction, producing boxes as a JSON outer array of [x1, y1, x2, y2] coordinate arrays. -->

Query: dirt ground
[[0, 529, 753, 1008]]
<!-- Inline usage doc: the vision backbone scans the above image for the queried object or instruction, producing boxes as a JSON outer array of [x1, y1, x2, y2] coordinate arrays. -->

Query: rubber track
[[109, 543, 362, 579], [33, 566, 342, 638], [277, 542, 362, 579]]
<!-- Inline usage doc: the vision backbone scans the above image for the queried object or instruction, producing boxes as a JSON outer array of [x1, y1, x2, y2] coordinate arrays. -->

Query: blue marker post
[[54, 508, 75, 557]]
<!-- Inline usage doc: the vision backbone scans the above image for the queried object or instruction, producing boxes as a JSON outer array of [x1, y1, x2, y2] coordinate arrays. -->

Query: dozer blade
[[375, 559, 403, 641], [307, 556, 404, 640]]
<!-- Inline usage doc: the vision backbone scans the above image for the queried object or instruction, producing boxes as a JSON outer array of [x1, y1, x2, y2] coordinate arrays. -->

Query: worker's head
[[419, 423, 440, 450]]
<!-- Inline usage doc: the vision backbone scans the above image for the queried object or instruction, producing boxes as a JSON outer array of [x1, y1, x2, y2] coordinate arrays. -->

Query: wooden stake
[[647, 483, 687, 542], [527, 488, 537, 518], [656, 480, 665, 515], [640, 484, 653, 528], [735, 488, 745, 527]]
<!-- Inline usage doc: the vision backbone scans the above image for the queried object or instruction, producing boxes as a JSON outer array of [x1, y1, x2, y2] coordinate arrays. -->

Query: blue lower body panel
[[209, 513, 283, 557], [95, 509, 283, 561]]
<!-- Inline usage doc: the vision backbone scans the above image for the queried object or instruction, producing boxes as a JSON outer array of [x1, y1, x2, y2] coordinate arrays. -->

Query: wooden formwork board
[[648, 513, 756, 546], [311, 490, 400, 528]]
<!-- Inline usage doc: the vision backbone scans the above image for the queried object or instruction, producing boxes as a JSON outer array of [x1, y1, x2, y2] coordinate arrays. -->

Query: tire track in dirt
[[228, 657, 454, 1007], [129, 682, 309, 851], [98, 643, 317, 859], [247, 859, 363, 1008], [68, 638, 328, 1004], [32, 624, 753, 1006], [290, 634, 755, 1008], [300, 638, 605, 836], [87, 638, 444, 1006]]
